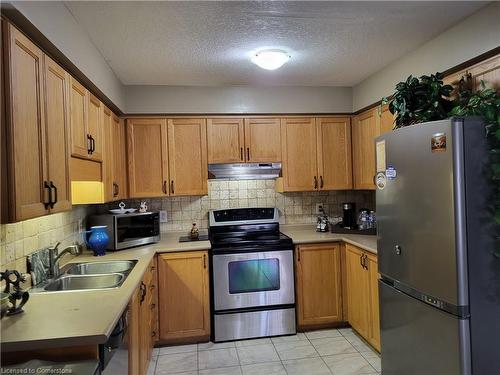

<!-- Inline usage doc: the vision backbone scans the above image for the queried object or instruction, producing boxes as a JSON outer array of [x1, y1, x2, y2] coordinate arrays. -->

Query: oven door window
[[228, 258, 280, 294]]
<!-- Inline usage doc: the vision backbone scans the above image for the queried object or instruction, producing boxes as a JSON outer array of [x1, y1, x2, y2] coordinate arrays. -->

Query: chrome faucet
[[48, 242, 81, 278]]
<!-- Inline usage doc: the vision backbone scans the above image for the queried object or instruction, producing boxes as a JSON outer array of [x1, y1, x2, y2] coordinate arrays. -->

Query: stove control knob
[[395, 245, 402, 255]]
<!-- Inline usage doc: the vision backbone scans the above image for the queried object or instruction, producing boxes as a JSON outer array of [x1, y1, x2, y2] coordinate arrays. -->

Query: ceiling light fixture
[[251, 49, 290, 70]]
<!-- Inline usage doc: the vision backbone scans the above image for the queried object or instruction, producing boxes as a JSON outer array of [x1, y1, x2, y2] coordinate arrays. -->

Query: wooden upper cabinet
[[69, 77, 89, 158], [207, 118, 244, 163], [379, 104, 394, 135], [316, 117, 352, 190], [280, 118, 318, 192], [345, 244, 371, 339], [127, 118, 169, 198], [158, 251, 210, 343], [467, 54, 500, 91], [167, 118, 208, 196], [4, 24, 48, 221], [352, 109, 379, 190], [43, 55, 72, 213], [296, 243, 343, 329], [102, 106, 114, 202], [87, 93, 103, 161], [244, 118, 281, 162], [112, 116, 128, 201]]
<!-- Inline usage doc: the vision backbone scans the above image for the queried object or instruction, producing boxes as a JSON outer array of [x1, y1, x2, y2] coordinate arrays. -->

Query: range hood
[[208, 163, 281, 180]]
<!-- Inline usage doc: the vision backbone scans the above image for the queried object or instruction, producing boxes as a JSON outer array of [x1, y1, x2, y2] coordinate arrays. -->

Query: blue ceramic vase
[[85, 226, 109, 256]]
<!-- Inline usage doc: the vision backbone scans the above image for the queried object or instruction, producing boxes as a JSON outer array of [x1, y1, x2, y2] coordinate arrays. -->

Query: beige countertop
[[1, 228, 375, 352], [281, 224, 378, 254], [0, 232, 210, 352]]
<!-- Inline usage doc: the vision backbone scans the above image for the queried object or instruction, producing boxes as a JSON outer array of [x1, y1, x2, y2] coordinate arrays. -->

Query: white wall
[[11, 1, 126, 111], [352, 2, 500, 111], [124, 86, 352, 114]]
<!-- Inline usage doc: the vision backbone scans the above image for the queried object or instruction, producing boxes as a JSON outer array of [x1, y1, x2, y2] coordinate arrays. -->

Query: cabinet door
[[207, 118, 244, 163], [128, 286, 141, 375], [102, 107, 114, 202], [139, 281, 152, 374], [158, 251, 210, 342], [5, 24, 48, 221], [43, 55, 72, 213], [112, 116, 128, 200], [87, 93, 103, 161], [280, 118, 318, 191], [127, 119, 169, 198], [367, 253, 381, 351], [468, 54, 500, 91], [167, 119, 208, 196], [316, 117, 353, 190], [296, 243, 343, 328], [244, 118, 282, 162], [379, 104, 394, 135], [345, 244, 370, 339], [69, 77, 89, 158], [352, 109, 379, 190]]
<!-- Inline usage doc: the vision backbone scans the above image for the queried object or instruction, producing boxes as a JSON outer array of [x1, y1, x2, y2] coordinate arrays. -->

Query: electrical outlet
[[159, 210, 168, 223], [315, 203, 324, 214]]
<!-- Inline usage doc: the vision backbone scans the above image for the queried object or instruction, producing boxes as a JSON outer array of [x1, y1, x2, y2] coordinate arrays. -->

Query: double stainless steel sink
[[33, 260, 137, 293]]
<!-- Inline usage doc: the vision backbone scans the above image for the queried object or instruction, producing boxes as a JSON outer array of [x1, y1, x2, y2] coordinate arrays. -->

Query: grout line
[[269, 335, 288, 375]]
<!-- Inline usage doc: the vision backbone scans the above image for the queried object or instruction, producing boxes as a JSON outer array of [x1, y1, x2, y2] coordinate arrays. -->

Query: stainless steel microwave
[[87, 212, 160, 250]]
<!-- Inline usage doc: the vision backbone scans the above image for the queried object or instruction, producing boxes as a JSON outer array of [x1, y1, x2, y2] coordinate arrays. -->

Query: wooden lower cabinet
[[157, 251, 210, 343], [296, 243, 343, 329], [344, 243, 380, 351], [129, 258, 157, 375]]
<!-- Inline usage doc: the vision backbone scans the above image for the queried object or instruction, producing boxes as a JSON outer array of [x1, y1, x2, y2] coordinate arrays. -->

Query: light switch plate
[[159, 210, 168, 223]]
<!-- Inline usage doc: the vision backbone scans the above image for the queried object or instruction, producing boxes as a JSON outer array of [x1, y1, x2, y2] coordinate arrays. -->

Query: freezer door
[[380, 281, 471, 375], [376, 119, 468, 307]]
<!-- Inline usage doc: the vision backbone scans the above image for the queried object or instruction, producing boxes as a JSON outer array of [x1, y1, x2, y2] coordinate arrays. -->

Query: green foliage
[[387, 73, 454, 128]]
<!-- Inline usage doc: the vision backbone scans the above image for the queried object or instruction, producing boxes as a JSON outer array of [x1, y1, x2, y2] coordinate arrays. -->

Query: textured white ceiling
[[65, 1, 486, 86]]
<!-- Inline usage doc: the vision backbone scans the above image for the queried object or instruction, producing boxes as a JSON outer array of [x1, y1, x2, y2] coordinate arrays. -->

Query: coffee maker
[[341, 202, 357, 229]]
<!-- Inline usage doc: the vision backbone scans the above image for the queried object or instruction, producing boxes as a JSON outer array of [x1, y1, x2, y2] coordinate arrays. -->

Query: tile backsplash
[[0, 206, 92, 274], [99, 179, 375, 233]]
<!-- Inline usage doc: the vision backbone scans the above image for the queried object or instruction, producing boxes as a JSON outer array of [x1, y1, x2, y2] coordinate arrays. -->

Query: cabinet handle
[[91, 136, 96, 153], [360, 254, 364, 269], [203, 254, 207, 269], [364, 254, 369, 270], [150, 303, 156, 310], [319, 176, 324, 189], [140, 282, 146, 303], [49, 181, 57, 208], [87, 134, 92, 154], [240, 147, 244, 161], [149, 284, 155, 291], [43, 181, 52, 209], [313, 176, 318, 190], [247, 147, 250, 161], [151, 331, 156, 338], [170, 180, 174, 195], [162, 180, 167, 194], [151, 265, 155, 271], [113, 182, 119, 197], [297, 250, 301, 262]]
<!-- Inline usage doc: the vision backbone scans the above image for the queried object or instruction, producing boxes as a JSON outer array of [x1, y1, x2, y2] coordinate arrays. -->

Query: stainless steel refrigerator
[[376, 117, 500, 375]]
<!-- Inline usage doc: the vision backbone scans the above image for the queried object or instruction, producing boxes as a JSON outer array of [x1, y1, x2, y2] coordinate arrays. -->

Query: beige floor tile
[[305, 329, 342, 340], [198, 348, 239, 370], [323, 352, 376, 375], [236, 343, 280, 365], [241, 361, 286, 375], [199, 366, 242, 375], [156, 352, 198, 374], [235, 338, 272, 347], [342, 334, 376, 353], [274, 340, 319, 361], [271, 333, 308, 343], [159, 344, 198, 356], [310, 336, 358, 356], [199, 341, 236, 351], [147, 356, 157, 375], [360, 352, 381, 372], [282, 357, 332, 375]]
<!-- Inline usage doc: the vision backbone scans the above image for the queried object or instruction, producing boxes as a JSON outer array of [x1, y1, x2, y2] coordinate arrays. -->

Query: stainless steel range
[[209, 207, 296, 342]]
